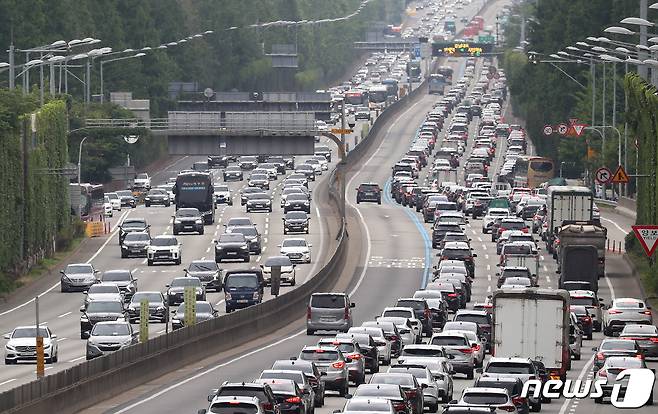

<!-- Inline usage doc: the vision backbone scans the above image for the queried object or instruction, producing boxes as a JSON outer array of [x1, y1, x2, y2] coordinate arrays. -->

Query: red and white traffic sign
[[595, 167, 612, 185], [542, 125, 554, 136], [632, 225, 658, 256], [572, 124, 586, 136], [558, 124, 568, 135]]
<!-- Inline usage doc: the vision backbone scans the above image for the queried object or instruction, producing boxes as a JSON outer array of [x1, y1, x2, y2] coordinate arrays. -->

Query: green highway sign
[[478, 35, 495, 44]]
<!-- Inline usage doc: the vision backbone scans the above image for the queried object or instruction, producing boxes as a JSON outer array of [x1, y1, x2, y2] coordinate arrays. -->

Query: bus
[[406, 60, 422, 82], [368, 85, 389, 108], [382, 78, 399, 99], [428, 74, 446, 95], [344, 90, 368, 106], [437, 66, 454, 83], [70, 183, 105, 220], [513, 156, 555, 189]]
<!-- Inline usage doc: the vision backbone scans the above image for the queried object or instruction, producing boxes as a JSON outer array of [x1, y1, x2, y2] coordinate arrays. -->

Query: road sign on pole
[[595, 167, 612, 185], [558, 124, 568, 135], [542, 125, 554, 136], [184, 286, 197, 327], [632, 225, 658, 256], [139, 299, 149, 343], [330, 128, 353, 134], [572, 124, 587, 136], [611, 165, 630, 184]]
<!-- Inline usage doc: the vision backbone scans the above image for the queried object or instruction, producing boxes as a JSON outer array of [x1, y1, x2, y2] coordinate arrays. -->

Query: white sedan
[[279, 238, 312, 264]]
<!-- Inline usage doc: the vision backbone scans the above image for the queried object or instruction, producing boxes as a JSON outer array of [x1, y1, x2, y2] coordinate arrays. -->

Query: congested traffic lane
[[0, 153, 336, 391], [76, 1, 509, 413]]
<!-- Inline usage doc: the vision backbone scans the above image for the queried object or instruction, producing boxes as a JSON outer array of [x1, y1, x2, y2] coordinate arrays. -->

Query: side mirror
[[350, 303, 356, 308], [472, 253, 477, 258], [321, 371, 327, 376], [308, 243, 313, 247], [333, 410, 342, 414], [51, 334, 57, 339], [165, 284, 170, 288], [290, 356, 298, 361], [199, 410, 208, 414], [59, 270, 65, 275], [3, 334, 10, 339], [79, 306, 85, 312], [475, 368, 483, 373], [421, 383, 429, 389], [82, 291, 88, 295], [171, 309, 177, 313], [592, 347, 599, 351], [345, 357, 353, 363], [94, 270, 100, 274]]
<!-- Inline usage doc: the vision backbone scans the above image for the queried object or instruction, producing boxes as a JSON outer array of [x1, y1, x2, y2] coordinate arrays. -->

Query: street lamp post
[[99, 53, 146, 103], [78, 136, 88, 186]]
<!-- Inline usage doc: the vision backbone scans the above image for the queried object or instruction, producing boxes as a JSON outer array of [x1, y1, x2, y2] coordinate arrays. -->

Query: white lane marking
[[486, 264, 490, 271], [68, 356, 86, 363], [485, 254, 489, 260], [482, 244, 487, 251], [132, 268, 139, 274], [477, 237, 483, 242], [0, 379, 16, 387], [158, 329, 166, 334], [57, 312, 71, 318], [142, 258, 147, 265], [600, 217, 628, 234], [558, 355, 595, 414], [543, 265, 548, 272], [546, 276, 551, 283], [205, 247, 211, 253], [256, 256, 261, 262], [487, 274, 492, 281], [215, 299, 225, 307]]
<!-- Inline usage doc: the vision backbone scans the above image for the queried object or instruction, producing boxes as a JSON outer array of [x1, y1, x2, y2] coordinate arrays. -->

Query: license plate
[[237, 299, 249, 303], [320, 317, 335, 322], [227, 252, 236, 256]]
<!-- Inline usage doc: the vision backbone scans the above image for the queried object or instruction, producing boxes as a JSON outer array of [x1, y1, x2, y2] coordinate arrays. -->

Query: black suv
[[127, 291, 169, 324], [120, 231, 151, 258], [172, 208, 204, 235], [356, 183, 382, 204], [230, 225, 262, 255], [186, 260, 222, 292], [267, 156, 287, 174], [283, 194, 311, 213], [223, 166, 244, 181], [208, 382, 280, 414], [208, 155, 231, 168], [431, 223, 463, 249], [80, 300, 128, 339], [283, 211, 310, 234], [239, 156, 258, 170], [144, 188, 170, 207], [395, 298, 434, 336], [115, 190, 137, 208], [118, 218, 149, 244], [214, 233, 251, 262]]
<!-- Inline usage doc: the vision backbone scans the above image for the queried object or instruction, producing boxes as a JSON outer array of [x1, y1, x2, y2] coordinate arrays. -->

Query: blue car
[[224, 271, 264, 313]]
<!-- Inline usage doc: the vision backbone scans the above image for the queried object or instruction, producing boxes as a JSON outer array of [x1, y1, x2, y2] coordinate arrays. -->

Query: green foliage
[[501, 0, 636, 175], [0, 95, 73, 291]]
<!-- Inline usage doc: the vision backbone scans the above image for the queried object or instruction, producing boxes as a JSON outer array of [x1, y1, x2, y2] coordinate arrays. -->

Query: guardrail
[[84, 118, 320, 134]]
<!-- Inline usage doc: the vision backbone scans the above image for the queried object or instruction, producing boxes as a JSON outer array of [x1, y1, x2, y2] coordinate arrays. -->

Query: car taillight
[[501, 405, 516, 412], [332, 361, 345, 369], [522, 228, 528, 233], [405, 390, 417, 398], [344, 308, 349, 320], [584, 316, 592, 323], [650, 337, 658, 343], [608, 309, 623, 314], [348, 353, 362, 360], [441, 256, 448, 260], [459, 347, 473, 354], [285, 396, 302, 404], [636, 353, 645, 359], [393, 402, 406, 411], [388, 335, 399, 341], [263, 403, 273, 410], [512, 396, 527, 406], [596, 352, 605, 360], [641, 310, 652, 315], [447, 293, 458, 297], [472, 344, 481, 352], [307, 306, 311, 319]]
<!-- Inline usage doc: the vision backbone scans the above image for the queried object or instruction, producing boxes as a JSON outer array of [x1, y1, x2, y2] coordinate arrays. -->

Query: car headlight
[[174, 219, 182, 224], [195, 219, 203, 224], [253, 292, 260, 300], [121, 338, 133, 346], [172, 318, 181, 324], [61, 275, 72, 283], [225, 293, 232, 300], [6, 344, 15, 351], [240, 246, 248, 250], [145, 197, 150, 200], [157, 306, 165, 311], [304, 201, 309, 205], [80, 316, 89, 322], [216, 246, 224, 250]]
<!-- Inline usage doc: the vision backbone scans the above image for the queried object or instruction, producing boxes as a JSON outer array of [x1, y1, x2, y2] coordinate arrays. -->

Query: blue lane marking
[[383, 178, 433, 289]]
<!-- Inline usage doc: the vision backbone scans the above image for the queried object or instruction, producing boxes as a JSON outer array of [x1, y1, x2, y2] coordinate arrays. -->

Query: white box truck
[[492, 287, 571, 380], [546, 186, 593, 252]]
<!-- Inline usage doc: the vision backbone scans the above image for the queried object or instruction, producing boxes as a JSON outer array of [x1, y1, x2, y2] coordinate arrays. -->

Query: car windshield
[[431, 336, 468, 346], [443, 249, 472, 259], [355, 386, 400, 398], [87, 301, 124, 313], [283, 239, 307, 247], [149, 189, 166, 195], [286, 212, 308, 220], [122, 220, 146, 229], [319, 342, 355, 353], [116, 191, 132, 197], [600, 340, 636, 350], [370, 375, 412, 386], [188, 262, 217, 272], [360, 184, 380, 191], [345, 400, 391, 411], [486, 362, 534, 374], [570, 296, 596, 306], [91, 323, 131, 336], [622, 325, 658, 335], [226, 275, 258, 289], [171, 278, 200, 287], [102, 271, 130, 282], [220, 234, 245, 243], [389, 367, 427, 379], [383, 310, 412, 318], [264, 256, 292, 267], [616, 301, 644, 309], [176, 209, 199, 217], [397, 301, 424, 311], [66, 265, 92, 274], [311, 295, 345, 308], [463, 392, 508, 405], [209, 403, 259, 414], [402, 348, 441, 356], [251, 174, 268, 181], [124, 233, 150, 242], [12, 328, 48, 338], [150, 237, 177, 246], [287, 194, 307, 201], [455, 314, 489, 325], [233, 227, 257, 237], [88, 285, 118, 294], [228, 218, 252, 226], [132, 293, 162, 303], [300, 350, 339, 362]]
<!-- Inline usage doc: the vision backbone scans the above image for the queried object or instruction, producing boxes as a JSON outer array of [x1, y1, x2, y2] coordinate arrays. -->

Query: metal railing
[[84, 118, 320, 133]]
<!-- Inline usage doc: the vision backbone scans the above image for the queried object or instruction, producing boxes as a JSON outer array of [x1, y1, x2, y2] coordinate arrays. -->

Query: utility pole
[[640, 0, 649, 81], [8, 43, 15, 89]]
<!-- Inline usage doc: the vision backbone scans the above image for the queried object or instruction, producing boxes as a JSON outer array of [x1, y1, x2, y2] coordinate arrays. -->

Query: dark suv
[[120, 231, 151, 258], [214, 233, 251, 263], [118, 218, 149, 244], [283, 211, 310, 234], [79, 300, 128, 339], [432, 223, 463, 249], [224, 270, 264, 313], [172, 208, 204, 235], [144, 188, 170, 207], [395, 298, 433, 336], [116, 190, 137, 208], [208, 382, 280, 414], [230, 225, 262, 255], [356, 183, 382, 204], [283, 194, 311, 213], [186, 260, 223, 292]]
